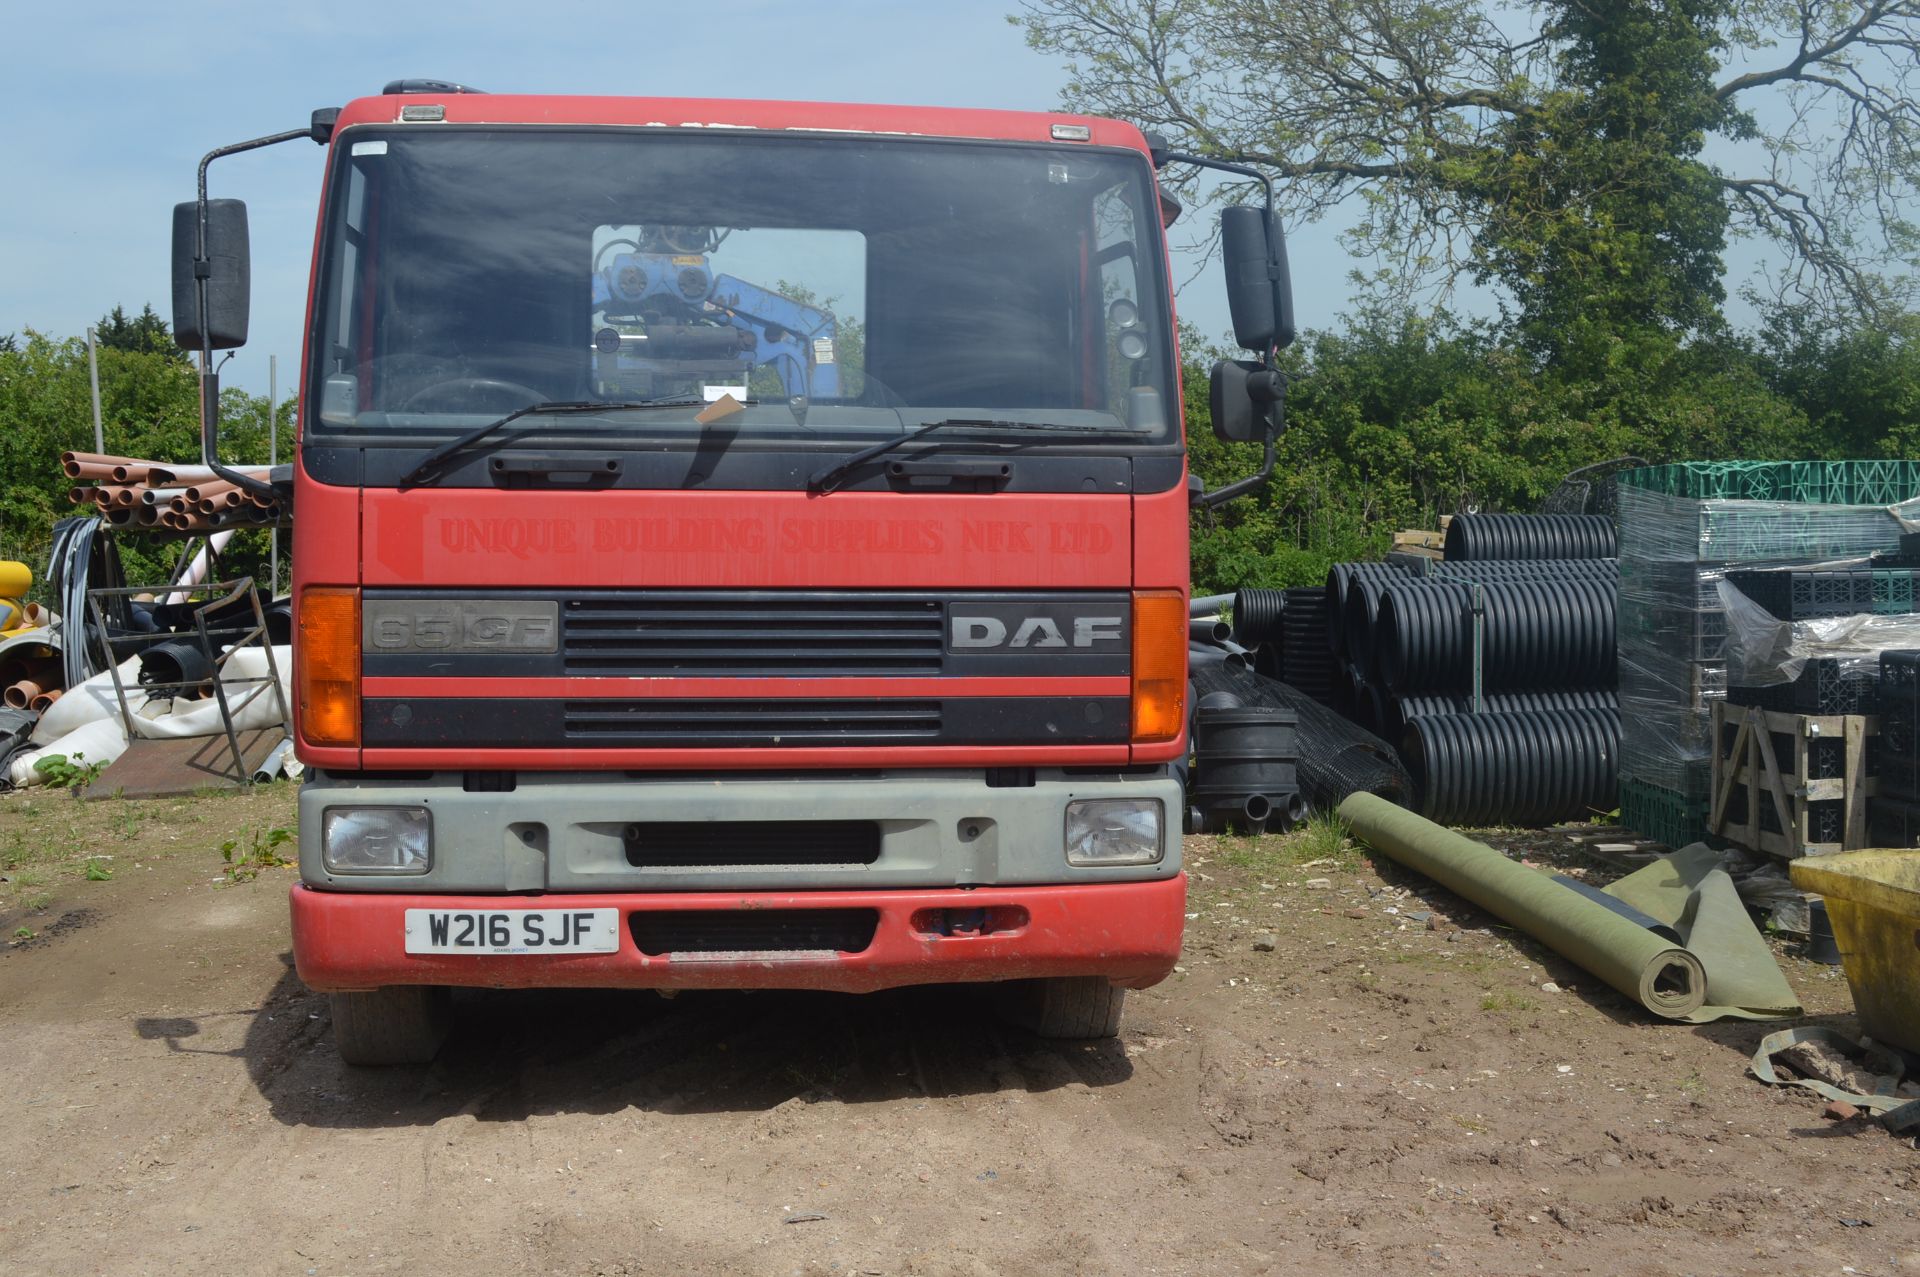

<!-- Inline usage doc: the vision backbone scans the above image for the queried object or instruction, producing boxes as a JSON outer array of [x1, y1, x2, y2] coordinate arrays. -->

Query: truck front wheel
[[329, 987, 453, 1066], [996, 976, 1126, 1039]]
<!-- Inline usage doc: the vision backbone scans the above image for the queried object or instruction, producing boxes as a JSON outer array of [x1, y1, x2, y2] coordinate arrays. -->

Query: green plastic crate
[[1620, 460, 1920, 506], [1619, 776, 1712, 849]]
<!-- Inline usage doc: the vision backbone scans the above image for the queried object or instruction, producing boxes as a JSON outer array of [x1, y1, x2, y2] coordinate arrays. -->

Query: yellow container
[[1790, 850, 1920, 1055]]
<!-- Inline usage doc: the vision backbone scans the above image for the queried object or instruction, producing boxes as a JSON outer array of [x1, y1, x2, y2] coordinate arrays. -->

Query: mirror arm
[[1195, 434, 1275, 509], [193, 127, 318, 501]]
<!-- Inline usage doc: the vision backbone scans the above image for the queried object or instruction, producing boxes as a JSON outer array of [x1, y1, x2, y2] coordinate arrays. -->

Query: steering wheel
[[399, 377, 547, 413]]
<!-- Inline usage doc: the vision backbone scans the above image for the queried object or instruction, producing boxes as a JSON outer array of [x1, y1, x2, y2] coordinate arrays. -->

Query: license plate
[[403, 908, 620, 955]]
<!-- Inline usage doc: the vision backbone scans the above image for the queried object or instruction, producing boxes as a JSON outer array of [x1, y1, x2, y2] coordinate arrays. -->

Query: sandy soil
[[0, 796, 1915, 1276]]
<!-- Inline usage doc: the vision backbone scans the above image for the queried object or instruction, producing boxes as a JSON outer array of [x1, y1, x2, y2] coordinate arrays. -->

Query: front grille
[[623, 820, 881, 868], [564, 699, 941, 747], [629, 908, 880, 955], [563, 594, 945, 676]]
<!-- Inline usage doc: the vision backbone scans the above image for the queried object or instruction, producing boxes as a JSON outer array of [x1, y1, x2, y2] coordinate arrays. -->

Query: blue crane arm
[[706, 274, 841, 398]]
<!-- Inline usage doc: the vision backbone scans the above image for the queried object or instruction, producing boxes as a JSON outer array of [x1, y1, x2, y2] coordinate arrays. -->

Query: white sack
[[29, 655, 147, 745], [10, 717, 130, 788]]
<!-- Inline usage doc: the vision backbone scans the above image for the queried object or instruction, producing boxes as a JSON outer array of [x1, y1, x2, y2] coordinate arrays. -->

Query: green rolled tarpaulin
[[1339, 793, 1798, 1022]]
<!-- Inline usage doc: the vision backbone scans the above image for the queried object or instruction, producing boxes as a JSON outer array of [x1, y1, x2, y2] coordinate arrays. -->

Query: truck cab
[[174, 87, 1290, 1063]]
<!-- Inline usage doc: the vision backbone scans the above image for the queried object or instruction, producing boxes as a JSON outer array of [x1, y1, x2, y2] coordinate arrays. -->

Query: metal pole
[[1470, 583, 1485, 714], [86, 326, 104, 452], [268, 354, 279, 594]]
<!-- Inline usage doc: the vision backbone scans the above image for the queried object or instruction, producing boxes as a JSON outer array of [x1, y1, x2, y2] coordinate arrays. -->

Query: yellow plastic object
[[1790, 850, 1920, 1055], [0, 599, 21, 631], [0, 562, 31, 597]]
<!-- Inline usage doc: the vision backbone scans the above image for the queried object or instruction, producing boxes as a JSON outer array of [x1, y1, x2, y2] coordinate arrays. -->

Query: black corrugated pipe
[[1383, 688, 1620, 745], [1279, 587, 1337, 706], [1405, 707, 1619, 826], [1374, 577, 1615, 695], [1325, 562, 1407, 660], [1231, 587, 1288, 646], [1430, 558, 1618, 582], [1342, 575, 1394, 682], [1442, 513, 1617, 561]]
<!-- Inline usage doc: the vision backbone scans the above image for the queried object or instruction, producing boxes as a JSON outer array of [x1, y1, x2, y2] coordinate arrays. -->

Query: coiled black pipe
[[1442, 513, 1616, 561], [1279, 587, 1337, 705], [1374, 576, 1616, 695], [1231, 588, 1288, 646], [1325, 562, 1407, 659], [1406, 707, 1619, 826]]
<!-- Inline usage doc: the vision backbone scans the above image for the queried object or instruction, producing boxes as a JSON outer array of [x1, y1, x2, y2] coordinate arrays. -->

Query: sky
[[0, 0, 1797, 396], [0, 0, 1255, 394]]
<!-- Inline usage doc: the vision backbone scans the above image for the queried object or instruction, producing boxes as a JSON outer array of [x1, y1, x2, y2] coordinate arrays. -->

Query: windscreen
[[308, 128, 1174, 448]]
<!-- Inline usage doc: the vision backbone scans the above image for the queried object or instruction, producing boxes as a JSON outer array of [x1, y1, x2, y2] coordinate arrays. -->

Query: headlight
[[1064, 798, 1164, 866], [322, 806, 431, 874]]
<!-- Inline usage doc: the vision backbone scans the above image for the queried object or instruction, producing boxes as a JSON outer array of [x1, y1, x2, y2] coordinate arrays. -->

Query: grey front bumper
[[298, 768, 1183, 893]]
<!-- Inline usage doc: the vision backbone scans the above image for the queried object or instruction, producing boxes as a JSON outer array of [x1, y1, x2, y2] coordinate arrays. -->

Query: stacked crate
[[1874, 652, 1920, 846], [1617, 462, 1920, 848]]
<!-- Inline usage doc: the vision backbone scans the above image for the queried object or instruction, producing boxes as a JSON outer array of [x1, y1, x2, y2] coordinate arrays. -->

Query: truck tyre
[[329, 987, 453, 1066], [998, 976, 1126, 1039]]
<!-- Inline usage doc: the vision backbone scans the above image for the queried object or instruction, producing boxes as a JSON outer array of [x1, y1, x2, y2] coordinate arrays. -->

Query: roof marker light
[[1050, 124, 1092, 142], [399, 104, 446, 123]]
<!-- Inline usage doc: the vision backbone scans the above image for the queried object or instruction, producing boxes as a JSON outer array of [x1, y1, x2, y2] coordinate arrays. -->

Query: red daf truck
[[171, 82, 1292, 1063]]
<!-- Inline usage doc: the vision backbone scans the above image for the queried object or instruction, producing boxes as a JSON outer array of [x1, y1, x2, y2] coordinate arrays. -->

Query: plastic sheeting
[[1719, 576, 1920, 687], [1616, 474, 1920, 826]]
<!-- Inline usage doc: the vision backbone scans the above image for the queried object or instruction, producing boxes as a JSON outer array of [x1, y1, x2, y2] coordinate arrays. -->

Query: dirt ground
[[0, 785, 1915, 1276]]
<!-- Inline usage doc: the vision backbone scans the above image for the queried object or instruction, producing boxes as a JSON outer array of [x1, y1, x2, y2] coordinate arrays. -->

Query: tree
[[94, 303, 186, 363], [1016, 0, 1920, 333], [0, 323, 291, 588]]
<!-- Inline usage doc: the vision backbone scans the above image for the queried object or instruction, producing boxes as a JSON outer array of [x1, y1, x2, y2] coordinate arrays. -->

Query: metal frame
[[85, 576, 291, 788]]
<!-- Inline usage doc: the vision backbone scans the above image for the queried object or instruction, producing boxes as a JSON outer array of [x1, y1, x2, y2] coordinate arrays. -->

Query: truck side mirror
[[171, 198, 251, 351], [1209, 358, 1285, 444], [1220, 205, 1295, 354]]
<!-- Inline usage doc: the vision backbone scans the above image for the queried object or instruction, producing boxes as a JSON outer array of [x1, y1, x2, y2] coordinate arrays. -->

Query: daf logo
[[950, 615, 1124, 649]]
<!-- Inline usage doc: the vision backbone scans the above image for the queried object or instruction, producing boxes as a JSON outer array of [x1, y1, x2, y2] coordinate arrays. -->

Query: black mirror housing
[[171, 198, 251, 351], [1220, 205, 1296, 354], [1209, 358, 1285, 443]]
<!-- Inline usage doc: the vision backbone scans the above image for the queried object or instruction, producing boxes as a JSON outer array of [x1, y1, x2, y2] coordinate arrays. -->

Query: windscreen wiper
[[806, 418, 1136, 496], [398, 398, 751, 488]]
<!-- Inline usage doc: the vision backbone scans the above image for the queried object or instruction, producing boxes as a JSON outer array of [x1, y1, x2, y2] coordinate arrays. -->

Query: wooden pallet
[[1551, 823, 1668, 872], [1708, 701, 1876, 858], [1392, 529, 1445, 559]]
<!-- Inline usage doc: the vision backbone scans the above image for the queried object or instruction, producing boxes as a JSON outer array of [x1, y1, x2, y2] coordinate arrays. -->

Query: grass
[[0, 781, 298, 915], [1479, 991, 1538, 1013], [1216, 811, 1361, 873], [1389, 950, 1500, 976]]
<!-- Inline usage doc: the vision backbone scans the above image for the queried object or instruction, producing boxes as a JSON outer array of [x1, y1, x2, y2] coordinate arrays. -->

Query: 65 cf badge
[[364, 599, 560, 654]]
